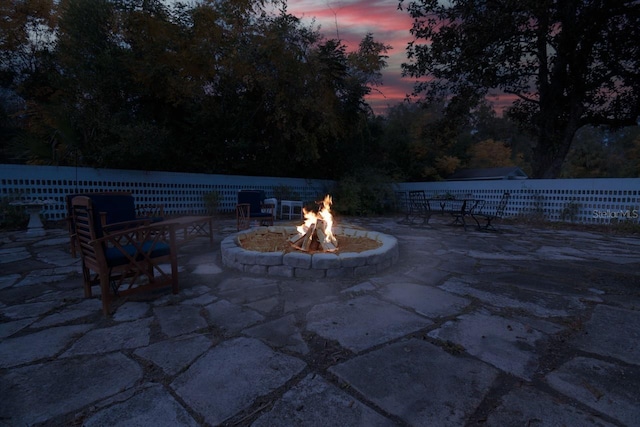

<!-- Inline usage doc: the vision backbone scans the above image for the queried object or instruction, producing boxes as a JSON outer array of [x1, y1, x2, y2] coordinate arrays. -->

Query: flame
[[296, 195, 336, 245]]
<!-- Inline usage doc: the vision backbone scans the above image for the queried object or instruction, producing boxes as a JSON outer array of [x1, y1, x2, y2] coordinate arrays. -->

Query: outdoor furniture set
[[236, 190, 276, 231], [235, 190, 304, 231], [67, 192, 213, 315], [67, 188, 303, 314], [402, 190, 511, 231], [65, 188, 506, 315]]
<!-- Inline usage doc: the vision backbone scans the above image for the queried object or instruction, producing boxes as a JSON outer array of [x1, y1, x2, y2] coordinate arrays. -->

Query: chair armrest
[[102, 218, 152, 234], [91, 222, 177, 268]]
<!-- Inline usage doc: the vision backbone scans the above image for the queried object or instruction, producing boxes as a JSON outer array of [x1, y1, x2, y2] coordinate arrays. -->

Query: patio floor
[[1, 216, 639, 426]]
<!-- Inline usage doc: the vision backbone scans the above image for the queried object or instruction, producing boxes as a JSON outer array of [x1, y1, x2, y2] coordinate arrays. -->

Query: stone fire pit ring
[[221, 225, 399, 278]]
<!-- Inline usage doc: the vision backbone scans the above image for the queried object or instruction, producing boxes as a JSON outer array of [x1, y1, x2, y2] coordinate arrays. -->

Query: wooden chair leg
[[99, 274, 111, 316], [81, 263, 93, 298], [170, 228, 179, 294]]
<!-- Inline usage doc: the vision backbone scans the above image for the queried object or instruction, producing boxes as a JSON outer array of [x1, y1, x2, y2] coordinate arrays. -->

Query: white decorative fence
[[394, 179, 640, 224], [0, 165, 332, 221], [1, 164, 638, 224]]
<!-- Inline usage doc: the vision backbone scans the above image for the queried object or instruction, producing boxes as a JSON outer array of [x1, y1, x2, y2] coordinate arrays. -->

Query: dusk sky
[[285, 0, 417, 114]]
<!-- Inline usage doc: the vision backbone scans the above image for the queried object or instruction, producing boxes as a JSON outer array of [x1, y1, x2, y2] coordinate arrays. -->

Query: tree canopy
[[0, 0, 390, 178], [2, 0, 639, 182], [399, 0, 640, 178]]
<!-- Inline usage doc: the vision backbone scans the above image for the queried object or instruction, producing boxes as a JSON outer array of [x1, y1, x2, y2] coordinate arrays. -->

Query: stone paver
[[428, 310, 546, 380], [330, 338, 499, 426], [1, 217, 639, 426], [306, 295, 432, 352], [571, 304, 640, 365], [83, 383, 200, 427], [0, 353, 142, 426], [171, 337, 306, 426], [485, 386, 617, 426], [252, 374, 394, 426], [547, 357, 640, 426]]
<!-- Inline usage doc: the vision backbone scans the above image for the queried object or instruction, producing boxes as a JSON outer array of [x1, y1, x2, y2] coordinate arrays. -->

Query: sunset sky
[[285, 0, 417, 114]]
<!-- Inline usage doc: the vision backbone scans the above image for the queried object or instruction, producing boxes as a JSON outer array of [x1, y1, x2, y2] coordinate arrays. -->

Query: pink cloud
[[287, 1, 512, 116], [287, 0, 415, 111]]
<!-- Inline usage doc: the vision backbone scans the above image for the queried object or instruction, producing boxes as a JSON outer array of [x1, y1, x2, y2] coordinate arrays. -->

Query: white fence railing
[[0, 165, 332, 221], [1, 164, 639, 224], [394, 179, 640, 224]]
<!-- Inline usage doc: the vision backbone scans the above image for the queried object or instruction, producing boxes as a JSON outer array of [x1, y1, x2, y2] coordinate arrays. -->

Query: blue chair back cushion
[[238, 191, 272, 218], [68, 193, 137, 238]]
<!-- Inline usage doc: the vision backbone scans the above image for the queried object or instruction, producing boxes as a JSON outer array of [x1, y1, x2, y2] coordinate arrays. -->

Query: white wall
[[0, 165, 332, 220], [2, 164, 638, 224], [394, 178, 640, 224]]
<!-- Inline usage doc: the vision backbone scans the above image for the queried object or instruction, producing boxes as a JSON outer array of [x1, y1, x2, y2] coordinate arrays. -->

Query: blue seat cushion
[[105, 242, 171, 267], [249, 212, 273, 218]]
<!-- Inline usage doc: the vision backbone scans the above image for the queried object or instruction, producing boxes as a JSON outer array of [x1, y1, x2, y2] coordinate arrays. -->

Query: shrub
[[272, 185, 301, 201], [203, 191, 221, 215], [332, 168, 396, 216], [0, 196, 29, 230]]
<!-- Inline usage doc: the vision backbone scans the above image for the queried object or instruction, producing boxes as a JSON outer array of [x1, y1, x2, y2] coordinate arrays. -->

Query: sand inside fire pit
[[239, 230, 382, 253]]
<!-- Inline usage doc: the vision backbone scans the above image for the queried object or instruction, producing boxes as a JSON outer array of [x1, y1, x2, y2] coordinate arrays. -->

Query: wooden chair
[[236, 190, 275, 230], [66, 192, 164, 257], [71, 195, 178, 315], [472, 192, 511, 231]]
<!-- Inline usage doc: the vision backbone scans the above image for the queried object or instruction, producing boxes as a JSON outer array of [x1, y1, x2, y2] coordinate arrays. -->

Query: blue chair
[[66, 192, 164, 257], [70, 196, 178, 315], [236, 190, 275, 230]]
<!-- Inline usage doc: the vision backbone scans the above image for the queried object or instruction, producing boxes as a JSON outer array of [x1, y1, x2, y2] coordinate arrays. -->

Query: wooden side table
[[160, 216, 214, 247]]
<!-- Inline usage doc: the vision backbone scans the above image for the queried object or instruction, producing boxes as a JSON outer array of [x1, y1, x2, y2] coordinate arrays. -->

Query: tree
[[562, 125, 640, 177], [467, 139, 513, 169], [3, 0, 391, 177], [1, 0, 59, 163], [399, 0, 640, 178]]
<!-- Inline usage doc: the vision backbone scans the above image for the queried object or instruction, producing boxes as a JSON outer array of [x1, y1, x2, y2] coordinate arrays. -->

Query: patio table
[[427, 198, 483, 230]]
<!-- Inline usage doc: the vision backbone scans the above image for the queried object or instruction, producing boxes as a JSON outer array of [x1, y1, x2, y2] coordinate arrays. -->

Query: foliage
[[560, 200, 581, 223], [467, 139, 514, 169], [562, 126, 640, 178], [399, 0, 640, 178], [4, 0, 639, 181], [203, 191, 221, 215], [378, 101, 533, 181], [272, 185, 300, 202], [331, 168, 396, 216], [0, 196, 28, 230], [2, 0, 391, 179]]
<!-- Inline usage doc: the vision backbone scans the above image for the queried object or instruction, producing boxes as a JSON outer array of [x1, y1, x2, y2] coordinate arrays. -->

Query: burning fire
[[291, 195, 338, 252]]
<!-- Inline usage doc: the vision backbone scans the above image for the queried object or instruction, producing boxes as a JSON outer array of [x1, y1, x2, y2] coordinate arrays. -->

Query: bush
[[0, 196, 29, 230], [272, 185, 301, 201], [560, 199, 580, 222], [203, 191, 221, 215], [332, 168, 396, 216]]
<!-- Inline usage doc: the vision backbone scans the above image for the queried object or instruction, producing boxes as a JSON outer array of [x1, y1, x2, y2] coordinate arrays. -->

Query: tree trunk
[[532, 96, 584, 178]]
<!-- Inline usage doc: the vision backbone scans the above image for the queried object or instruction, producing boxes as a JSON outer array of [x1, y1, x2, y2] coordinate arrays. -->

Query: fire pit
[[290, 195, 338, 252], [221, 196, 398, 278]]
